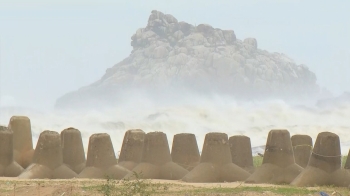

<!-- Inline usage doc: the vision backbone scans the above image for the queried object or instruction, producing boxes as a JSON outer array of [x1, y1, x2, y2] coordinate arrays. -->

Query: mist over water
[[1, 93, 350, 157]]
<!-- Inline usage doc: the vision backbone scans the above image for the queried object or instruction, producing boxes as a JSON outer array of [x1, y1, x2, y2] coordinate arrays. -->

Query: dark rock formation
[[55, 10, 319, 109], [316, 91, 350, 108]]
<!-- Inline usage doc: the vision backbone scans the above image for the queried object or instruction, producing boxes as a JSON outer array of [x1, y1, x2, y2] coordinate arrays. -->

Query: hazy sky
[[0, 0, 349, 110]]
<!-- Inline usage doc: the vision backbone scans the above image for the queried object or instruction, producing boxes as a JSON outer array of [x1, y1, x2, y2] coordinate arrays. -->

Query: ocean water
[[1, 95, 349, 157]]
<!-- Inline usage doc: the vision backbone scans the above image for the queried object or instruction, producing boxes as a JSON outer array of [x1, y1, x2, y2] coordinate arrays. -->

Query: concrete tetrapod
[[182, 132, 250, 182], [171, 133, 200, 171], [229, 135, 255, 173], [19, 131, 77, 179], [0, 126, 24, 176], [291, 134, 313, 168], [291, 132, 350, 187], [246, 129, 303, 184], [124, 132, 188, 180], [61, 127, 86, 174], [78, 133, 130, 179], [0, 126, 8, 131], [118, 129, 145, 170], [8, 116, 35, 168]]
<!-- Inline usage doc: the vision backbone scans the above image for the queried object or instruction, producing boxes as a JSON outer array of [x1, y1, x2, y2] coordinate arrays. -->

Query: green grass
[[95, 172, 169, 196], [9, 180, 350, 196], [253, 156, 263, 168], [86, 155, 349, 195], [342, 155, 348, 168], [181, 186, 317, 195], [92, 180, 321, 196]]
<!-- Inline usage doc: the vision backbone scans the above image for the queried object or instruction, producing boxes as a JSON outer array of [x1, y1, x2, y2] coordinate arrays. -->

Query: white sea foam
[[1, 95, 349, 157]]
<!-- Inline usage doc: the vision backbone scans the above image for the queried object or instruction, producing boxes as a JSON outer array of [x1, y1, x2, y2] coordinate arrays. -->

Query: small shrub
[[253, 156, 263, 168], [99, 177, 115, 196], [98, 171, 168, 196]]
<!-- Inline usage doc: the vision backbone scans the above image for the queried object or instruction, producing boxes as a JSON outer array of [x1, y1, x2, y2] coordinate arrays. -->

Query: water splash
[[1, 97, 349, 157]]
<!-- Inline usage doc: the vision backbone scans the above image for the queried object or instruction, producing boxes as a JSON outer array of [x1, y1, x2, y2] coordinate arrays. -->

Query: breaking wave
[[1, 95, 350, 156]]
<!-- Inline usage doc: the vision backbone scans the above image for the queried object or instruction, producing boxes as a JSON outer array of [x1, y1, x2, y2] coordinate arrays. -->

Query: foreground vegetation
[[0, 156, 348, 195], [0, 176, 349, 196], [93, 175, 348, 196]]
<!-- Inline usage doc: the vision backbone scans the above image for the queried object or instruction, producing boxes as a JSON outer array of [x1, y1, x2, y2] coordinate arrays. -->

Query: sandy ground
[[0, 177, 348, 196]]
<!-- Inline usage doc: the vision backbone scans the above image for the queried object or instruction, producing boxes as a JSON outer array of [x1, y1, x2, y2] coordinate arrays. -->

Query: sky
[[0, 0, 349, 110]]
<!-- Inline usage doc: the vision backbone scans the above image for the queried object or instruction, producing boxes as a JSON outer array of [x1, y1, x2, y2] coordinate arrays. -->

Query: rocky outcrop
[[316, 91, 350, 108], [56, 10, 319, 108]]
